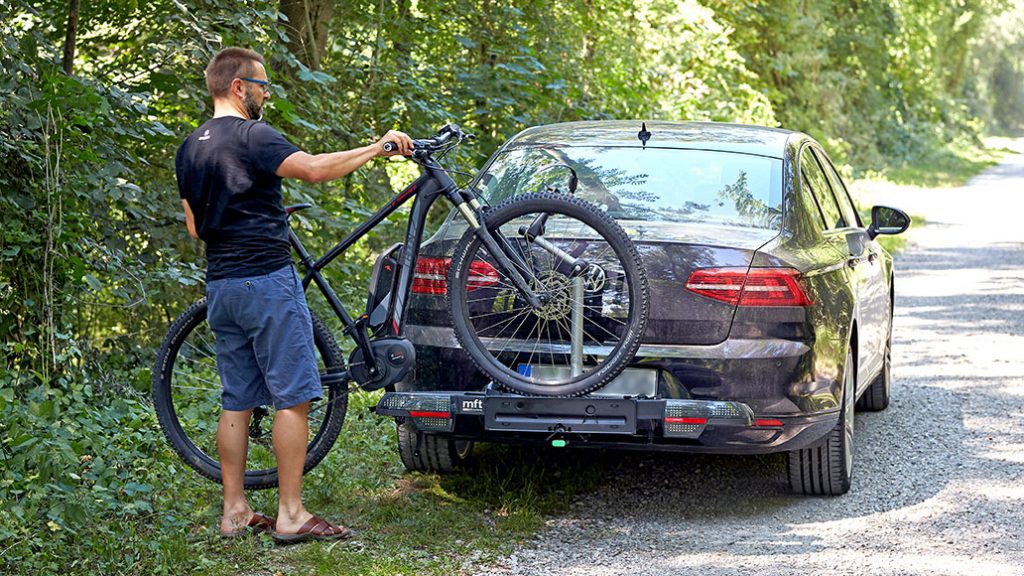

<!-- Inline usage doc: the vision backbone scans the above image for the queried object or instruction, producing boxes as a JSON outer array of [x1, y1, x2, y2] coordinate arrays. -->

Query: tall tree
[[280, 0, 335, 69], [61, 0, 80, 73]]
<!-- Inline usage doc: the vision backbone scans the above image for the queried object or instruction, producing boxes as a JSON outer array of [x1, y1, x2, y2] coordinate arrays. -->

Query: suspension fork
[[450, 191, 545, 309]]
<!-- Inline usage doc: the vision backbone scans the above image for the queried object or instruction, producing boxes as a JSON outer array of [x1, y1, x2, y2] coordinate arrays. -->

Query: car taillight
[[685, 267, 813, 307], [412, 257, 448, 295], [412, 257, 498, 295]]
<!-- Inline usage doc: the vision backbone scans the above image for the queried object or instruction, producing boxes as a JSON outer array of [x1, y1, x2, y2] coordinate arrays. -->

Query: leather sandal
[[220, 511, 276, 538], [271, 515, 353, 544]]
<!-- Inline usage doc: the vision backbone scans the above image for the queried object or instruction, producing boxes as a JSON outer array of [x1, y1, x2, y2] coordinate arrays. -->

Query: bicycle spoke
[[544, 317, 557, 369], [183, 339, 217, 362], [582, 314, 622, 341], [172, 383, 222, 392], [474, 306, 533, 336], [581, 304, 629, 325], [493, 305, 536, 361], [521, 320, 543, 378]]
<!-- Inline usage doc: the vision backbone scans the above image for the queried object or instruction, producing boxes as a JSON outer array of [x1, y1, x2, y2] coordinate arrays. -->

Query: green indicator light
[[551, 439, 567, 448]]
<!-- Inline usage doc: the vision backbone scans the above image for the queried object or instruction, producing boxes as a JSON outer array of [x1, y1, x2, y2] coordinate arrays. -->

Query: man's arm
[[182, 199, 198, 239], [277, 130, 414, 183]]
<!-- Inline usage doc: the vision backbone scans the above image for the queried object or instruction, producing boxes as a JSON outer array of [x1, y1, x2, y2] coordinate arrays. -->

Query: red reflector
[[412, 258, 498, 295], [685, 267, 813, 307], [665, 417, 708, 425], [409, 411, 451, 419], [754, 419, 784, 427]]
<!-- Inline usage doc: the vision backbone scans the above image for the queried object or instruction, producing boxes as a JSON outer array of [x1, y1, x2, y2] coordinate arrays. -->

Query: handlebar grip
[[382, 141, 398, 153]]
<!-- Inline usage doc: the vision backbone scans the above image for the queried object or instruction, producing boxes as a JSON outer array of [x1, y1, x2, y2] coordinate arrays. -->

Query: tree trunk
[[62, 0, 80, 74], [475, 0, 495, 141], [279, 0, 335, 70]]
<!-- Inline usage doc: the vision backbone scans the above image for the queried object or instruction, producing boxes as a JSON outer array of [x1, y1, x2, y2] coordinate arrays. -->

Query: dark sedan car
[[376, 121, 910, 495]]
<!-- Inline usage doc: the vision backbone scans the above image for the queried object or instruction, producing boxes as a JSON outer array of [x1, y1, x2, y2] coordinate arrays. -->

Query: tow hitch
[[376, 391, 756, 440]]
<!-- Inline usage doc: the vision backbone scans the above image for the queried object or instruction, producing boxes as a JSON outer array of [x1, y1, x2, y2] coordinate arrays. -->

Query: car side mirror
[[867, 205, 911, 240]]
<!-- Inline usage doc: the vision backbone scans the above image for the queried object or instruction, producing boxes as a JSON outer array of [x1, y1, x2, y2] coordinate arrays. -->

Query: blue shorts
[[206, 264, 322, 411]]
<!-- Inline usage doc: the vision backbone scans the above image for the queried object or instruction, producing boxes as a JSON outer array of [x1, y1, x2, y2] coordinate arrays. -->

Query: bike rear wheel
[[152, 298, 347, 489], [447, 192, 649, 396]]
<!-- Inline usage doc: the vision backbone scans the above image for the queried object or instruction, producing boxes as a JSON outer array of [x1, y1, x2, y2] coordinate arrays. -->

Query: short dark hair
[[205, 47, 264, 98]]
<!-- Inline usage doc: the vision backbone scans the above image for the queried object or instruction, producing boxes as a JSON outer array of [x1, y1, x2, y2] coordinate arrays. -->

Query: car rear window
[[477, 146, 784, 230]]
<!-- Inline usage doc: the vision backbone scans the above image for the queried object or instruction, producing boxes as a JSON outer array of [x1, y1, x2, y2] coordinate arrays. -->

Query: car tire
[[857, 322, 891, 412], [787, 346, 855, 495], [396, 420, 473, 473]]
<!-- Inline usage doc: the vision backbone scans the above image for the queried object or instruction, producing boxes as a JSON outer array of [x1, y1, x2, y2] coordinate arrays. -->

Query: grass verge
[[0, 386, 613, 575], [858, 136, 1015, 188], [261, 391, 612, 575]]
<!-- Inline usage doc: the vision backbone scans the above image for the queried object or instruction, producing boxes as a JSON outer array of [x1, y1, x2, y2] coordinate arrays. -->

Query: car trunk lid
[[624, 221, 779, 345]]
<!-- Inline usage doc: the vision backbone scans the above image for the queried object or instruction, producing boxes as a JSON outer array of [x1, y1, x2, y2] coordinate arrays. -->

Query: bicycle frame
[[287, 156, 461, 382], [288, 139, 559, 386]]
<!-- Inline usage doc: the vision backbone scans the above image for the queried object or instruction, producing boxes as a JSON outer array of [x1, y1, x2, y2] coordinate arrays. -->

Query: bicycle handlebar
[[382, 123, 473, 156]]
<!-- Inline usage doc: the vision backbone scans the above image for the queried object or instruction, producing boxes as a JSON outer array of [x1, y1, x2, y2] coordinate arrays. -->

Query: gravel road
[[475, 142, 1024, 576]]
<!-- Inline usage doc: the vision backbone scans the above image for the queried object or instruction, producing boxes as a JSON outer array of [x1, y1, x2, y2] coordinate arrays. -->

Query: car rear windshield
[[478, 146, 784, 230]]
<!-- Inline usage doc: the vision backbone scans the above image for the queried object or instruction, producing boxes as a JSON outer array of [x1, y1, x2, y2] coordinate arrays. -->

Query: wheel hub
[[531, 271, 573, 320]]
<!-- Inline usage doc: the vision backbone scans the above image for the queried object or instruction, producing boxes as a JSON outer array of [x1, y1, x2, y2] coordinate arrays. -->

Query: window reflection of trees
[[483, 148, 780, 230], [716, 171, 782, 229]]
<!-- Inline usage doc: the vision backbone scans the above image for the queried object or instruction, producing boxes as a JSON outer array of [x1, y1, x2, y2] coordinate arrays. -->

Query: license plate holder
[[484, 396, 637, 434]]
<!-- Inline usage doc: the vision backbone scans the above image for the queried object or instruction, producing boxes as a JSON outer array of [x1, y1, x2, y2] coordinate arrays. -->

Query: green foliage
[[0, 376, 195, 574], [710, 0, 1024, 169]]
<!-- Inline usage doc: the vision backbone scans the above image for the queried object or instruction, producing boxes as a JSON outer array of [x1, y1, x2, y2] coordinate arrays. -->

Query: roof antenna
[[638, 122, 652, 149]]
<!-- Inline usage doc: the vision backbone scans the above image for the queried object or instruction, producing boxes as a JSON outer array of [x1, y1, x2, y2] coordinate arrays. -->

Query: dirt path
[[476, 144, 1024, 576]]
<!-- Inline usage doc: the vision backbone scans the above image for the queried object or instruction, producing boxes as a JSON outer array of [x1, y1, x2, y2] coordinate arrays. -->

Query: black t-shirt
[[175, 116, 300, 280]]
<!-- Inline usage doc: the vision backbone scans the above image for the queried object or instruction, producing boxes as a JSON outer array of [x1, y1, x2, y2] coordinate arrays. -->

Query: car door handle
[[847, 257, 859, 269], [868, 252, 878, 264]]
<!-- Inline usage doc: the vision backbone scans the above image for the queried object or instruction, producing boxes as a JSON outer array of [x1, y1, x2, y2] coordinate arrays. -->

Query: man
[[175, 47, 414, 543]]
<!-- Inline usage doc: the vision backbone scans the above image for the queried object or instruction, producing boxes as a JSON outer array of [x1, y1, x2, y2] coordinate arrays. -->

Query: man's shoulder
[[245, 119, 287, 139], [246, 122, 298, 154], [180, 117, 254, 148]]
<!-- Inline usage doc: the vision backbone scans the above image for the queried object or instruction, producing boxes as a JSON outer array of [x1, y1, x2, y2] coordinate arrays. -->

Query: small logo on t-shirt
[[198, 129, 211, 141]]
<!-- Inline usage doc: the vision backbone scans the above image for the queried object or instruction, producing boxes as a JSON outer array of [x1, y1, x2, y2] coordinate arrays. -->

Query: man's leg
[[254, 266, 347, 537], [208, 277, 271, 535], [272, 401, 313, 533], [218, 408, 255, 534]]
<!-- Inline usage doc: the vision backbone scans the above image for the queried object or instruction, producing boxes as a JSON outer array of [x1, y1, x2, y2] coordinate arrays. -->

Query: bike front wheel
[[447, 192, 649, 396], [152, 298, 347, 489]]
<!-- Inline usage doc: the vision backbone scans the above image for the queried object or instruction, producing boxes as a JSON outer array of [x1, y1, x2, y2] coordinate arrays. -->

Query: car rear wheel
[[787, 346, 855, 495], [396, 420, 473, 473]]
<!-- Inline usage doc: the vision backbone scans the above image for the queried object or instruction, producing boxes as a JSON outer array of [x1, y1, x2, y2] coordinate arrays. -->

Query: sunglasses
[[239, 77, 271, 93]]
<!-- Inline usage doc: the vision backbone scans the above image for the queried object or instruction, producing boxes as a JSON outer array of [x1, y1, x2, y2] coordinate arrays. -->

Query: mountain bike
[[152, 124, 649, 488]]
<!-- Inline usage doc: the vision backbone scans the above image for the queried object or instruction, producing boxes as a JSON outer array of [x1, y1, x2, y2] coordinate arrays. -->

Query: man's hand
[[376, 130, 415, 157]]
